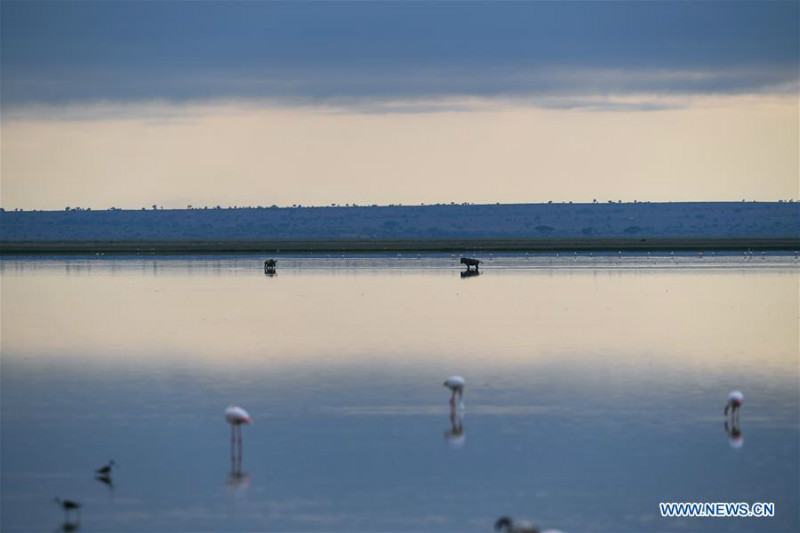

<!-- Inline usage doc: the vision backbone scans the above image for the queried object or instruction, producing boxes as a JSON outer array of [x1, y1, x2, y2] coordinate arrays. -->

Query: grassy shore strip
[[1, 238, 799, 254]]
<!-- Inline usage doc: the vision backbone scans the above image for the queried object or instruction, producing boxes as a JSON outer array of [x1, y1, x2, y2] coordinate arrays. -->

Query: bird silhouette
[[54, 498, 81, 522], [96, 460, 115, 475]]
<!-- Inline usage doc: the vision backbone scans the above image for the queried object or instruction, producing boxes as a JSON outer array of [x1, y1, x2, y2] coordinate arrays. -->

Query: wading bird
[[443, 376, 465, 408], [724, 391, 743, 422], [225, 405, 252, 460], [54, 498, 81, 522], [96, 460, 115, 475]]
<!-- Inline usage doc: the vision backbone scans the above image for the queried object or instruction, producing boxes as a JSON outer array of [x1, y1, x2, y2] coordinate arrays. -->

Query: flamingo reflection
[[444, 406, 466, 449], [724, 419, 744, 449]]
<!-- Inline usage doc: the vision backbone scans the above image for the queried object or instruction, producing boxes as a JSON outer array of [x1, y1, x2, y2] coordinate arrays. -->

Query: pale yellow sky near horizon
[[1, 94, 797, 210]]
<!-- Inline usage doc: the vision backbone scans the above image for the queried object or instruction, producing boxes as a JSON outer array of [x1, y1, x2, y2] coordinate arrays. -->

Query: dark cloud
[[2, 2, 797, 106]]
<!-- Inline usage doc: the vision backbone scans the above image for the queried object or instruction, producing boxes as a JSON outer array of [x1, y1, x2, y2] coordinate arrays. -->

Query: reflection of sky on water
[[1, 256, 797, 532]]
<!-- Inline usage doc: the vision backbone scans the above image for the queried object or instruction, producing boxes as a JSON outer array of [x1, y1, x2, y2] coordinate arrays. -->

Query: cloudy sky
[[1, 1, 797, 210]]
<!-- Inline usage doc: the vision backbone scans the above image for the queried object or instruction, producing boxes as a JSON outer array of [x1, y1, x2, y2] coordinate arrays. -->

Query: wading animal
[[724, 390, 743, 421], [443, 376, 465, 407], [225, 405, 252, 462], [54, 498, 81, 521], [264, 259, 277, 273], [96, 460, 115, 475], [460, 257, 481, 271]]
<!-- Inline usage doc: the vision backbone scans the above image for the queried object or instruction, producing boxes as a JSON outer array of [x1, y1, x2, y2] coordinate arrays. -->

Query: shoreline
[[1, 237, 798, 254]]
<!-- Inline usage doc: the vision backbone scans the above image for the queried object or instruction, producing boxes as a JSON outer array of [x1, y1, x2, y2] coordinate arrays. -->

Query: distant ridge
[[1, 202, 798, 253]]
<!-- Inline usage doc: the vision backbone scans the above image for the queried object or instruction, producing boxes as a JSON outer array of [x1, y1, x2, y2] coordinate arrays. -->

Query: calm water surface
[[1, 254, 798, 532]]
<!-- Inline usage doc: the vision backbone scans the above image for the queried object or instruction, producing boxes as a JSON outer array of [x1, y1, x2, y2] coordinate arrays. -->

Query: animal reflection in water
[[725, 419, 744, 449], [94, 473, 114, 491], [264, 259, 277, 275], [58, 520, 80, 533], [225, 406, 252, 491], [444, 407, 466, 449], [495, 516, 563, 533], [460, 257, 481, 271], [460, 269, 481, 279], [94, 460, 115, 491], [227, 463, 252, 493]]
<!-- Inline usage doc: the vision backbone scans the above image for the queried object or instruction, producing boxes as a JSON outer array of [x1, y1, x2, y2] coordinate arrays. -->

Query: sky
[[1, 1, 798, 210]]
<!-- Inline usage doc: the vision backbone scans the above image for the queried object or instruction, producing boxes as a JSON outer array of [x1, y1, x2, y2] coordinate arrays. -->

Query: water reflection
[[1, 256, 797, 533], [444, 407, 465, 449], [725, 420, 744, 449], [57, 520, 80, 533], [227, 466, 252, 494], [94, 473, 114, 491], [460, 269, 481, 279]]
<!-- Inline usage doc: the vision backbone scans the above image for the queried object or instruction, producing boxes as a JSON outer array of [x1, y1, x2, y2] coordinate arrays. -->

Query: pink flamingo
[[225, 406, 251, 467]]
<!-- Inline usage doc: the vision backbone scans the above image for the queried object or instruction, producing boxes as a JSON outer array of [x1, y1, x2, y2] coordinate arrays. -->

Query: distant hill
[[1, 203, 798, 245]]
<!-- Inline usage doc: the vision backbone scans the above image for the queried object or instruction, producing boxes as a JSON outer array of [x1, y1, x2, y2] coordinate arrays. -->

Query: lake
[[1, 253, 798, 532]]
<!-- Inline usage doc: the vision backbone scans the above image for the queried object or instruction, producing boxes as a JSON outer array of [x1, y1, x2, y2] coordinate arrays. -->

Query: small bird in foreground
[[54, 498, 81, 521]]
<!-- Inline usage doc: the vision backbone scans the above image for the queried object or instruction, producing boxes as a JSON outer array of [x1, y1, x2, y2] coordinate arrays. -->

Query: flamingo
[[443, 376, 465, 408], [724, 391, 743, 417], [225, 405, 251, 464], [53, 498, 81, 522]]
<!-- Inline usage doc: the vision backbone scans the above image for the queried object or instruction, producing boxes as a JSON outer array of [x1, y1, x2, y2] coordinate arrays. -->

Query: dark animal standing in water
[[96, 460, 115, 475], [264, 259, 277, 273], [54, 498, 81, 522], [460, 257, 481, 271]]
